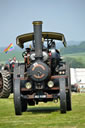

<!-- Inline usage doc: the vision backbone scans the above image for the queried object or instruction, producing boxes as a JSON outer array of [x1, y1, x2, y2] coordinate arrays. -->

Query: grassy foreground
[[0, 93, 85, 128]]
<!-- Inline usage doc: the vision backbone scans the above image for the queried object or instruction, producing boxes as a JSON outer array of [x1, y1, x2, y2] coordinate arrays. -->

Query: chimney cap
[[32, 21, 43, 25]]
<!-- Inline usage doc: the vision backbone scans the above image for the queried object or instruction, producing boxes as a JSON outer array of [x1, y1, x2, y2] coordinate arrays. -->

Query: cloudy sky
[[0, 0, 85, 47]]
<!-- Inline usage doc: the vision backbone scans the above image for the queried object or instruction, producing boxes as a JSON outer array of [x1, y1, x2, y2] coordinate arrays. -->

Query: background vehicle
[[0, 69, 12, 98], [0, 59, 16, 98]]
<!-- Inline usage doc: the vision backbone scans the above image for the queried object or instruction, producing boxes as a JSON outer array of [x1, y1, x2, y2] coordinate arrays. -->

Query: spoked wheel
[[59, 78, 66, 113], [66, 64, 72, 111], [14, 79, 22, 115]]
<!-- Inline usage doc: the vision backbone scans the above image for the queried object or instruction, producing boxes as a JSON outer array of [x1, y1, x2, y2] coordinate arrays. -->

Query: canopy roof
[[16, 32, 67, 48]]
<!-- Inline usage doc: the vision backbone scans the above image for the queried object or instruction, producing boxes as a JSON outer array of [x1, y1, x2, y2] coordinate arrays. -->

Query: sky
[[0, 0, 85, 47]]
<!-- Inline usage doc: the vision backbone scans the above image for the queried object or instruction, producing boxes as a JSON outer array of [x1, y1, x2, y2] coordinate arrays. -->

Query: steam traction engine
[[14, 21, 72, 115]]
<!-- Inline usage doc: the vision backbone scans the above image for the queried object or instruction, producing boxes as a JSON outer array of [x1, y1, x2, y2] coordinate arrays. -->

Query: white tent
[[70, 68, 85, 92]]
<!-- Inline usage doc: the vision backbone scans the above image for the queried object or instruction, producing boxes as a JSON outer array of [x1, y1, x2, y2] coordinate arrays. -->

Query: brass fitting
[[32, 21, 43, 25]]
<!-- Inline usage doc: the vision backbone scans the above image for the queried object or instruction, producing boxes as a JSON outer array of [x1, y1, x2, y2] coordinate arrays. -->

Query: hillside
[[59, 41, 85, 68], [0, 50, 23, 63], [61, 41, 85, 54], [63, 52, 85, 68], [0, 41, 85, 68], [56, 40, 81, 49], [0, 45, 25, 63]]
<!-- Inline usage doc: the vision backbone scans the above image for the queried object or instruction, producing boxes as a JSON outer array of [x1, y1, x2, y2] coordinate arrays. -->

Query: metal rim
[[66, 65, 72, 111], [13, 79, 22, 115], [59, 78, 66, 113]]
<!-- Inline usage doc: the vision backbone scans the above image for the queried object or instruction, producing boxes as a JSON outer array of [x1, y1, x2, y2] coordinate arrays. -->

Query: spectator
[[5, 58, 11, 69], [10, 56, 18, 64]]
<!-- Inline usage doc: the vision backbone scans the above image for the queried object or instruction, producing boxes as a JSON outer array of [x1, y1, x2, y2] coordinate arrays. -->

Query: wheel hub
[[28, 61, 51, 82]]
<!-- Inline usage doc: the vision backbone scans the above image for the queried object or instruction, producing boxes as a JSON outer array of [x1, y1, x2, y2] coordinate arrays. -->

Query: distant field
[[0, 93, 85, 128], [63, 52, 85, 67], [64, 52, 85, 62], [63, 52, 85, 58], [0, 50, 23, 64], [0, 50, 85, 68]]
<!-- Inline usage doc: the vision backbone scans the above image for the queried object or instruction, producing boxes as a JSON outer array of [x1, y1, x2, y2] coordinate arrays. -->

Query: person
[[9, 57, 18, 72], [6, 58, 11, 65], [10, 56, 18, 64], [5, 58, 12, 69]]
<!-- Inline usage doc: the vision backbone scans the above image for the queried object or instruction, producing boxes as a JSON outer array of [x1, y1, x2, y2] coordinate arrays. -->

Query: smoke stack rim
[[32, 21, 43, 25]]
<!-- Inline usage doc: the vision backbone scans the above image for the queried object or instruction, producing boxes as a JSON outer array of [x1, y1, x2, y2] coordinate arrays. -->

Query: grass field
[[0, 93, 85, 128], [63, 52, 85, 60], [63, 52, 85, 67]]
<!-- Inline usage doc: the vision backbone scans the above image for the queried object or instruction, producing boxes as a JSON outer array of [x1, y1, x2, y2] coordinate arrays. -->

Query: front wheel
[[21, 98, 27, 112], [14, 79, 22, 115], [59, 78, 67, 113], [66, 64, 72, 111]]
